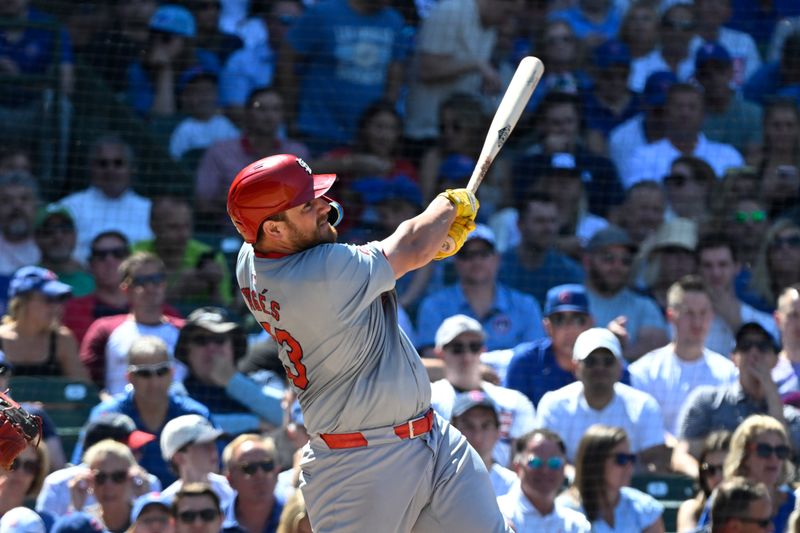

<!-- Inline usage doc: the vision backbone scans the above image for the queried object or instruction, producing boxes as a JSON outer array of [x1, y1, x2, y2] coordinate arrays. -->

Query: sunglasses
[[548, 313, 589, 327], [128, 361, 171, 378], [771, 235, 800, 249], [527, 455, 564, 470], [444, 341, 483, 355], [11, 458, 38, 475], [582, 353, 616, 369], [753, 443, 791, 460], [237, 460, 275, 476], [736, 339, 774, 353], [736, 516, 772, 529], [734, 210, 767, 224], [93, 469, 128, 485], [130, 272, 166, 287], [701, 462, 723, 476], [92, 158, 126, 169], [177, 509, 219, 524], [613, 453, 637, 466], [190, 333, 228, 346], [457, 248, 494, 261], [90, 247, 129, 260]]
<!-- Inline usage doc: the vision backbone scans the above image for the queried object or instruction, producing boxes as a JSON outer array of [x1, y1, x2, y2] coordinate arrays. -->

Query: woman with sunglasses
[[0, 266, 88, 380], [676, 430, 731, 532], [0, 442, 48, 516], [749, 219, 800, 310], [557, 425, 665, 532], [69, 439, 141, 532], [663, 156, 716, 226]]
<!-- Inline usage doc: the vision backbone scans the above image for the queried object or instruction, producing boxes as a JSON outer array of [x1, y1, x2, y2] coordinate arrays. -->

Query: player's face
[[174, 494, 222, 533], [453, 407, 499, 461], [699, 246, 738, 290], [604, 439, 634, 493], [227, 441, 278, 498], [282, 199, 337, 252], [442, 332, 485, 380], [586, 245, 632, 295], [670, 291, 713, 344], [519, 435, 565, 500]]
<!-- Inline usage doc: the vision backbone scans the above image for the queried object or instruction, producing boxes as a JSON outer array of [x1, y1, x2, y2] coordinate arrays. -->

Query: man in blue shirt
[[75, 336, 213, 486], [416, 224, 545, 356]]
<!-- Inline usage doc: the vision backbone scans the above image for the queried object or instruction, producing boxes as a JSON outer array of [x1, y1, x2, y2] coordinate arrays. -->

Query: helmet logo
[[296, 158, 312, 175]]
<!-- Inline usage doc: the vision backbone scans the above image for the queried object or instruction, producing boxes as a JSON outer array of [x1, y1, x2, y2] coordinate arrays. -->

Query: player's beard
[[285, 216, 338, 252]]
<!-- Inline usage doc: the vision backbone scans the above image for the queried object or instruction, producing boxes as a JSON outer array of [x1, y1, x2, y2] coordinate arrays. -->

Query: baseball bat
[[440, 56, 545, 254]]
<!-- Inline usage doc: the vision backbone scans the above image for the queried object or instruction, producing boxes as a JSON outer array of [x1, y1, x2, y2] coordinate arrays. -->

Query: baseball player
[[228, 154, 510, 532]]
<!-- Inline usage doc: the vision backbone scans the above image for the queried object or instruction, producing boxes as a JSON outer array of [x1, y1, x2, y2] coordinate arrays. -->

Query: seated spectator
[[548, 0, 621, 45], [51, 512, 110, 533], [186, 0, 243, 67], [637, 217, 699, 311], [80, 337, 210, 487], [618, 1, 658, 62], [169, 68, 239, 161], [276, 489, 310, 533], [0, 145, 34, 175], [174, 307, 283, 434], [697, 235, 778, 355], [416, 225, 545, 355], [56, 135, 153, 262], [614, 181, 666, 249], [160, 416, 234, 512], [134, 196, 232, 311], [68, 439, 147, 531], [707, 476, 773, 533], [745, 100, 800, 190], [126, 5, 219, 119], [195, 87, 309, 233], [81, 252, 185, 395], [497, 429, 590, 532], [0, 266, 87, 380], [694, 43, 762, 156], [630, 276, 738, 436], [34, 207, 94, 297], [536, 328, 667, 469], [0, 442, 47, 516], [0, 507, 49, 532], [624, 83, 744, 189], [582, 226, 669, 361], [673, 322, 800, 477], [749, 219, 800, 311], [676, 430, 730, 532], [721, 196, 769, 287], [221, 434, 283, 531], [170, 482, 223, 533], [450, 391, 516, 497], [556, 425, 665, 532], [502, 284, 635, 406], [629, 3, 696, 91], [498, 191, 584, 304], [743, 32, 800, 106], [129, 492, 172, 533], [773, 285, 800, 395], [0, 172, 41, 280], [663, 156, 716, 226], [698, 415, 796, 532], [429, 315, 536, 467]]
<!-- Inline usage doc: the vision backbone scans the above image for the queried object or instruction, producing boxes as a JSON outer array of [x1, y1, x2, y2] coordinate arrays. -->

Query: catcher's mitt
[[0, 390, 40, 469]]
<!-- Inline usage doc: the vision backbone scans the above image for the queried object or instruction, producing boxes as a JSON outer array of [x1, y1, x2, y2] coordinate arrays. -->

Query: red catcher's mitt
[[0, 390, 40, 469]]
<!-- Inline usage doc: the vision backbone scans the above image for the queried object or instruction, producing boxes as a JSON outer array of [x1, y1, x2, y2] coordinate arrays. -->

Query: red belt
[[320, 409, 434, 449]]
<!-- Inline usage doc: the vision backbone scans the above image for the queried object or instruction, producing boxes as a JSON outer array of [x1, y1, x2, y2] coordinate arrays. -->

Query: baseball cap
[[573, 327, 622, 361], [647, 218, 698, 255], [131, 492, 171, 523], [543, 284, 590, 316], [695, 42, 732, 69], [585, 225, 636, 253], [161, 414, 222, 461], [84, 412, 156, 452], [643, 71, 678, 107], [451, 390, 499, 420], [177, 65, 218, 93], [34, 205, 74, 231], [465, 223, 496, 249], [149, 4, 196, 37], [8, 266, 72, 300], [52, 512, 108, 533], [0, 507, 45, 533], [593, 39, 631, 69], [434, 314, 485, 349], [439, 155, 476, 183], [184, 306, 240, 334], [734, 322, 780, 353]]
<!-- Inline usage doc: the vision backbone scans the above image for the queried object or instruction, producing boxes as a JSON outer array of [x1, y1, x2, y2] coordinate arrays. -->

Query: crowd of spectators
[[2, 0, 800, 531]]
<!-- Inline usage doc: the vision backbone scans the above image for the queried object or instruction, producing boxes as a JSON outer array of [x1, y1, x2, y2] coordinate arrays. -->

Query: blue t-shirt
[[285, 0, 407, 145], [582, 90, 642, 137], [586, 288, 668, 346], [548, 6, 622, 42], [498, 248, 584, 304], [415, 283, 546, 351]]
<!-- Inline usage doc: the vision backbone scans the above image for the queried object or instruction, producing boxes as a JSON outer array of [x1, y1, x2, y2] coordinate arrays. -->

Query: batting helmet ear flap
[[324, 196, 343, 227]]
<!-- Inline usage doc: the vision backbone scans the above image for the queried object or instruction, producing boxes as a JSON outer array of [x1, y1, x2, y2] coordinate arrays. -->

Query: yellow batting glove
[[434, 217, 476, 261], [438, 189, 479, 221]]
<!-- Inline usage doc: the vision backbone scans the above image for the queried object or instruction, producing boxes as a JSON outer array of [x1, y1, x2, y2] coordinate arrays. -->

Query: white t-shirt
[[629, 345, 738, 434], [431, 379, 536, 468], [490, 463, 517, 497], [169, 115, 240, 160], [536, 382, 665, 462], [705, 302, 779, 357], [497, 481, 591, 533], [609, 114, 646, 181], [629, 49, 695, 92]]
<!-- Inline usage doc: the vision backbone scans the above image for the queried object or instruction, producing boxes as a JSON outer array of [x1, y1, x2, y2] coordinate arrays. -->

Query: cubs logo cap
[[543, 284, 590, 316], [451, 390, 499, 421]]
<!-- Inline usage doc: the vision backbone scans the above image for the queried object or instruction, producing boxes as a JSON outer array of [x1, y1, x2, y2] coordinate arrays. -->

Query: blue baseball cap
[[52, 513, 108, 533], [177, 65, 218, 93], [8, 266, 72, 300], [593, 39, 631, 69], [150, 4, 196, 37], [465, 223, 496, 249], [131, 492, 172, 523], [544, 284, 590, 316], [643, 71, 678, 107], [439, 155, 476, 182], [695, 42, 732, 69]]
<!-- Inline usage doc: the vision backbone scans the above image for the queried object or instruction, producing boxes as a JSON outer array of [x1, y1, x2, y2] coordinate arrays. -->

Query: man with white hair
[[430, 314, 535, 467]]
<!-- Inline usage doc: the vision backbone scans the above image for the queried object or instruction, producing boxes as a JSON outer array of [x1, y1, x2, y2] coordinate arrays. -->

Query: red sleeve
[[79, 315, 127, 388]]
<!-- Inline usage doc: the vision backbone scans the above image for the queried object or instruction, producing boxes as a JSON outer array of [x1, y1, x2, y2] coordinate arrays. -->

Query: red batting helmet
[[227, 154, 336, 243]]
